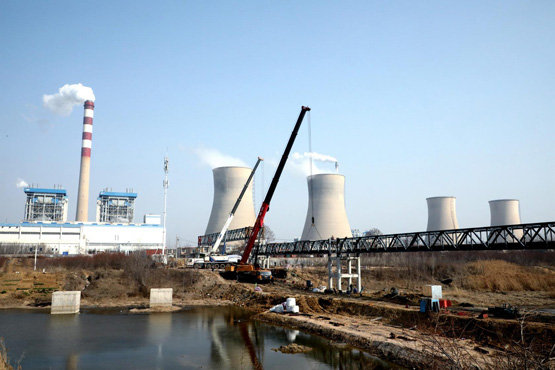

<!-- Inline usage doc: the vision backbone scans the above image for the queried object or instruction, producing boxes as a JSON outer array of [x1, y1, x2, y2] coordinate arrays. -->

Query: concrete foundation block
[[150, 288, 173, 308], [51, 291, 81, 314]]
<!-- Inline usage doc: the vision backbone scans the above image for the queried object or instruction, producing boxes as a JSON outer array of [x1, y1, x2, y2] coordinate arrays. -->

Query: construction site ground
[[1, 258, 554, 368]]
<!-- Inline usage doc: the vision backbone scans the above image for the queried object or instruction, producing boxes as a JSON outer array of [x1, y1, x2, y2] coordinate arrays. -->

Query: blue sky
[[1, 1, 553, 246]]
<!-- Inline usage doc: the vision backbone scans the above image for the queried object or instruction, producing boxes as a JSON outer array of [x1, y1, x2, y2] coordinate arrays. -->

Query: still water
[[1, 306, 400, 370]]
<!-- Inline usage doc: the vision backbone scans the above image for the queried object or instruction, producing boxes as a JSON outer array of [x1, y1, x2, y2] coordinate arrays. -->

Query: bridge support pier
[[327, 255, 361, 293], [258, 255, 270, 269]]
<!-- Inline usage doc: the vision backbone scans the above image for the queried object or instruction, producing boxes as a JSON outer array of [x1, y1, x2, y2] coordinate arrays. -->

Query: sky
[[0, 1, 553, 247]]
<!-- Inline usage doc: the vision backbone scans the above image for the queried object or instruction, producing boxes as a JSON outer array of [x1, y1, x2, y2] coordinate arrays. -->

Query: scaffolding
[[23, 187, 68, 222], [96, 191, 137, 224]]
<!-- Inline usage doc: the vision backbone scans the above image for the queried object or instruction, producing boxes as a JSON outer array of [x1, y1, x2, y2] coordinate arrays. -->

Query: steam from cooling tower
[[291, 152, 339, 176], [16, 178, 29, 188], [293, 152, 337, 163], [43, 83, 96, 116], [193, 147, 247, 169]]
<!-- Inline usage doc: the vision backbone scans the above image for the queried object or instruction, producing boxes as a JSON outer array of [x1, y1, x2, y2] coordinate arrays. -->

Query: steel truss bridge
[[198, 227, 265, 247], [255, 222, 555, 257]]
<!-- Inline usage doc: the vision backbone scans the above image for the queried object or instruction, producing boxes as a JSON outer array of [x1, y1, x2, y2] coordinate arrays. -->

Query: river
[[0, 306, 401, 369]]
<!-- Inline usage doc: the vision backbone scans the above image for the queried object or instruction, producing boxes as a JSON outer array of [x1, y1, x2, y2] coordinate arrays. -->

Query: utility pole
[[162, 156, 169, 257]]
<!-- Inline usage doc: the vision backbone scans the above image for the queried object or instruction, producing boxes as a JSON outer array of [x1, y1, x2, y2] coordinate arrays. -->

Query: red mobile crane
[[227, 106, 311, 283]]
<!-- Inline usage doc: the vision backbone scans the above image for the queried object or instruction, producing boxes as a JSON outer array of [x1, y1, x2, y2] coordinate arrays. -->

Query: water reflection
[[1, 307, 401, 369], [66, 353, 79, 370], [147, 313, 172, 370]]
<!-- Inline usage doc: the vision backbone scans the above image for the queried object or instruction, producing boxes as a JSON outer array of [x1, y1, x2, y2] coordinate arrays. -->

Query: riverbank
[[1, 256, 555, 368]]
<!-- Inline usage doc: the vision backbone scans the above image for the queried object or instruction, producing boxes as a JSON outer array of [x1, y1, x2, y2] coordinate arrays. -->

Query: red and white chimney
[[75, 100, 94, 222]]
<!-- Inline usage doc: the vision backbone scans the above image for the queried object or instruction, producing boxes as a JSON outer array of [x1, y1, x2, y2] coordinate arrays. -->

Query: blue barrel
[[420, 299, 427, 313]]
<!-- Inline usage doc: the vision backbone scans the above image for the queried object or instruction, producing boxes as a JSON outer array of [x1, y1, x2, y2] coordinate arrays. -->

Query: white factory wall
[[0, 222, 163, 255], [83, 224, 163, 253]]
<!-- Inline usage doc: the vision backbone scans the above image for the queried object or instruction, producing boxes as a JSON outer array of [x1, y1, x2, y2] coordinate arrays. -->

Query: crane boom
[[211, 157, 263, 254], [240, 106, 311, 264]]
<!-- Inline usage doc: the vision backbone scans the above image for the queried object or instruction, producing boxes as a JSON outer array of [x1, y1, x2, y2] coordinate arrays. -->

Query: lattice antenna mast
[[162, 156, 169, 255]]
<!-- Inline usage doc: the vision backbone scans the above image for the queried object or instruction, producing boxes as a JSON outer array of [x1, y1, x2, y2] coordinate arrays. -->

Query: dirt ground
[[1, 258, 554, 368]]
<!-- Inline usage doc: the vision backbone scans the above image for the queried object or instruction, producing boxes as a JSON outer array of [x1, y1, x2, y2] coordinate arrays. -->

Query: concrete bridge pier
[[327, 254, 361, 293]]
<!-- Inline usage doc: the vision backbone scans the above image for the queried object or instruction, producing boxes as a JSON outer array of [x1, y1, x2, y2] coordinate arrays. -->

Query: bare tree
[[263, 225, 275, 242], [364, 228, 383, 236]]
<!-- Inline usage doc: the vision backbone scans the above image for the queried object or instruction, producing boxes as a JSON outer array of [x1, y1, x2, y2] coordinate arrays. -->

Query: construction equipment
[[226, 106, 311, 283], [190, 157, 263, 270]]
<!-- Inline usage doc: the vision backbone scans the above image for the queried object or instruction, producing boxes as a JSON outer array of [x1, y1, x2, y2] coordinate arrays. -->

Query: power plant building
[[1, 187, 161, 255], [0, 221, 162, 255], [96, 191, 137, 223], [301, 174, 352, 241], [23, 187, 68, 222], [0, 100, 164, 255]]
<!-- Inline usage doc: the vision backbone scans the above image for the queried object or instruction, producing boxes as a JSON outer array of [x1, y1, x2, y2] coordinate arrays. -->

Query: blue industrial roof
[[98, 191, 138, 198], [23, 187, 67, 195]]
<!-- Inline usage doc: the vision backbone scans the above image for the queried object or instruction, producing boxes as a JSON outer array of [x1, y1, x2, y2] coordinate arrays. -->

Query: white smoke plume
[[290, 152, 339, 177], [16, 178, 29, 188], [43, 83, 95, 116], [292, 152, 337, 163], [193, 147, 247, 169]]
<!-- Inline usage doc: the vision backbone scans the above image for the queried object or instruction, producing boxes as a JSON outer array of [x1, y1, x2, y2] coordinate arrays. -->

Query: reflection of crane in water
[[207, 309, 264, 369], [238, 321, 263, 370]]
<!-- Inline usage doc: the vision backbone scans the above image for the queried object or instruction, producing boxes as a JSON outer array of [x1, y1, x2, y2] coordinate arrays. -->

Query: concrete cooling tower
[[489, 199, 523, 242], [205, 167, 256, 235], [489, 199, 521, 226], [301, 174, 352, 241], [426, 196, 459, 231]]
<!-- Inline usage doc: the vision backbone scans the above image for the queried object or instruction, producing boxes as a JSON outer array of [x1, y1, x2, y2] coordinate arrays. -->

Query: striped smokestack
[[75, 100, 94, 221]]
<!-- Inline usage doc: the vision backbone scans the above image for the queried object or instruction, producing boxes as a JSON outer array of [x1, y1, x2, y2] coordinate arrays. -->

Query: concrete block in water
[[150, 288, 173, 308], [51, 291, 81, 314]]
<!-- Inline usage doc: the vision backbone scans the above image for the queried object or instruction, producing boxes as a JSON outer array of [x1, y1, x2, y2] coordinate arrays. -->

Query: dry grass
[[462, 260, 555, 292], [354, 250, 555, 294], [37, 253, 130, 271], [287, 250, 555, 297]]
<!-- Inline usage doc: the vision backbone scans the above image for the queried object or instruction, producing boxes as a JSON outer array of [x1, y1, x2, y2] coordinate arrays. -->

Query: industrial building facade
[[1, 186, 163, 255], [24, 187, 69, 222], [0, 221, 163, 255], [0, 101, 166, 256]]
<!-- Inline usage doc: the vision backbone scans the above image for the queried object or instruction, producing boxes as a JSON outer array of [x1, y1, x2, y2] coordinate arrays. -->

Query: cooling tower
[[489, 199, 523, 242], [205, 167, 256, 235], [489, 199, 521, 226], [301, 174, 352, 241], [426, 196, 459, 231], [76, 100, 94, 222]]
